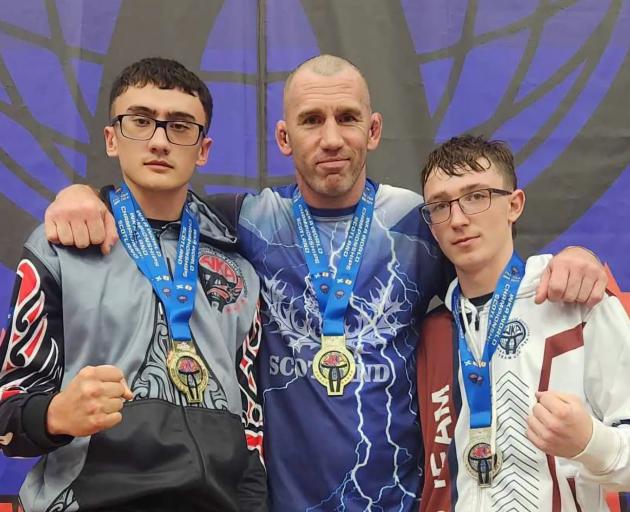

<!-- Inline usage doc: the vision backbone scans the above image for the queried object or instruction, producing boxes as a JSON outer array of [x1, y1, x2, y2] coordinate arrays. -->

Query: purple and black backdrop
[[1, 0, 629, 507]]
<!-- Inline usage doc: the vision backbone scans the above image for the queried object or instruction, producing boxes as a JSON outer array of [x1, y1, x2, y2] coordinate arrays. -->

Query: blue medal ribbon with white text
[[452, 253, 525, 429], [292, 181, 376, 337], [109, 184, 200, 342]]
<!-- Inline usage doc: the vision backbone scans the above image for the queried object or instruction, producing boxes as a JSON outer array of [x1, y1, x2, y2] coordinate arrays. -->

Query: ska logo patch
[[498, 319, 529, 359], [198, 249, 246, 312]]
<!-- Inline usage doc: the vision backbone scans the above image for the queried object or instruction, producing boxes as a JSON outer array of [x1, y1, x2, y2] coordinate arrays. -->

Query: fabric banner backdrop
[[0, 0, 629, 508]]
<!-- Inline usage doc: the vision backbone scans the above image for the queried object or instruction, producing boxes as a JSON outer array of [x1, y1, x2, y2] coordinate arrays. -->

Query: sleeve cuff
[[571, 416, 620, 474], [22, 393, 73, 450]]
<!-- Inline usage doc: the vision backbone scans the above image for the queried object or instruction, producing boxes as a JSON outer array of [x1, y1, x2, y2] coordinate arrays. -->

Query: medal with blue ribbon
[[452, 253, 525, 486], [292, 181, 376, 396], [109, 184, 208, 404]]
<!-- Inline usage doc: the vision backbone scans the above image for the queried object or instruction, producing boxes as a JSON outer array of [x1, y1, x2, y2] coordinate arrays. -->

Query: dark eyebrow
[[165, 111, 198, 123], [335, 106, 363, 118], [126, 106, 198, 123], [426, 183, 488, 202], [296, 108, 322, 123], [126, 105, 157, 117]]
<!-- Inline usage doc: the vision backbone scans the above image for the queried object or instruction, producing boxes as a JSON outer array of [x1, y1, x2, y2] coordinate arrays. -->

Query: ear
[[508, 189, 525, 225], [104, 126, 119, 157], [196, 136, 213, 166], [275, 120, 292, 156], [366, 112, 383, 151]]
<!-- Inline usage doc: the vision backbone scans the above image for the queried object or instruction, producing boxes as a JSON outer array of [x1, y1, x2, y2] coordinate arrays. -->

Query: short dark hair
[[421, 135, 517, 191], [109, 57, 213, 130]]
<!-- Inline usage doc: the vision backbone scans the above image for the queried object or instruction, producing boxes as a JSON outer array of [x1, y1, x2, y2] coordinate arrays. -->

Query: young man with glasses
[[0, 58, 266, 511], [417, 135, 630, 511]]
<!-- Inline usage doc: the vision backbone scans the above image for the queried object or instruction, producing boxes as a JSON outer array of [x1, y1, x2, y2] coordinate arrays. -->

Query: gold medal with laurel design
[[312, 335, 355, 396], [167, 341, 209, 404]]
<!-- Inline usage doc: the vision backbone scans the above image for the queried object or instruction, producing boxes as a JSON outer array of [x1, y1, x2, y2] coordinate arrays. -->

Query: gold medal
[[166, 341, 209, 404], [464, 427, 502, 487], [313, 335, 355, 396]]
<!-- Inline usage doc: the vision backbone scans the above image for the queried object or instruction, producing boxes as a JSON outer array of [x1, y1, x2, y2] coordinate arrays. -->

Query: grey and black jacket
[[0, 191, 266, 512]]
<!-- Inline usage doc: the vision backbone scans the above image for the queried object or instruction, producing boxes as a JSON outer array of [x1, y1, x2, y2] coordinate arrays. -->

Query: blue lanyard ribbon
[[292, 181, 376, 336], [452, 253, 525, 429], [109, 184, 200, 341]]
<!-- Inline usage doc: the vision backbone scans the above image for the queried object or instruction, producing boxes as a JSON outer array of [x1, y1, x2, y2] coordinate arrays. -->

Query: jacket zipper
[[162, 232, 209, 487]]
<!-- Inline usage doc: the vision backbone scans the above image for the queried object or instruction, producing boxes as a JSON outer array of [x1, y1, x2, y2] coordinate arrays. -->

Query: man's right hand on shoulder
[[47, 365, 133, 437], [44, 184, 118, 255]]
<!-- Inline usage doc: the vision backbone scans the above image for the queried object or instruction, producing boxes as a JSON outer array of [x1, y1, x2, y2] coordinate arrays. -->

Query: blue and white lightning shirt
[[238, 181, 448, 511]]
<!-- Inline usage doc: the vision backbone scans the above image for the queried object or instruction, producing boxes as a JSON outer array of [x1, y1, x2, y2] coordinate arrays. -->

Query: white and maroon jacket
[[417, 254, 630, 512]]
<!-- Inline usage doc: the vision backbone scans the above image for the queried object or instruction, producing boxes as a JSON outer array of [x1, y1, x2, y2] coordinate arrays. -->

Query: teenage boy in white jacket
[[417, 134, 630, 512]]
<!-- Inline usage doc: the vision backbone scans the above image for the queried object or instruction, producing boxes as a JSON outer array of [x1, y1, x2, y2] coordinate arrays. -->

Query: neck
[[124, 181, 187, 221], [297, 174, 367, 209], [456, 243, 514, 298]]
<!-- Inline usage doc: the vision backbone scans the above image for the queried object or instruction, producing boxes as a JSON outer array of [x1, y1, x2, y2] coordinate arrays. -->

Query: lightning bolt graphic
[[239, 189, 442, 511]]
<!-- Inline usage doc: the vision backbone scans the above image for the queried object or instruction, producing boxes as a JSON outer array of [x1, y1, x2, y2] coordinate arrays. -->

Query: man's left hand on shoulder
[[527, 390, 593, 459], [535, 246, 607, 308]]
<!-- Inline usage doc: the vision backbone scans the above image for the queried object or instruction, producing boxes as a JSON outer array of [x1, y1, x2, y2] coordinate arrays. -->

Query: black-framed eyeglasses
[[420, 188, 513, 225], [111, 114, 205, 146]]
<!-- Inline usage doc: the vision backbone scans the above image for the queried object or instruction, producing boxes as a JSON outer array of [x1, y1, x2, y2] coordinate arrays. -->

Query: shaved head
[[283, 55, 372, 114]]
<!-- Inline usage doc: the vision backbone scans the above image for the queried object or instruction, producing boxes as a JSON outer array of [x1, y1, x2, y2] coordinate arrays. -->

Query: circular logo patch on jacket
[[199, 249, 246, 312], [498, 319, 528, 359]]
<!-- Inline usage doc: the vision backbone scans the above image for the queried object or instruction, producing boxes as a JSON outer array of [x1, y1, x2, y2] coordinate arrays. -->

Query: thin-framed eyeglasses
[[420, 188, 513, 225], [111, 114, 205, 146]]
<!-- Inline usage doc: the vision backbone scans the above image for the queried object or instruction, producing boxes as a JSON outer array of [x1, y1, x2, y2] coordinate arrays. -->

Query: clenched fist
[[47, 365, 133, 437], [534, 247, 606, 308], [527, 390, 593, 458], [44, 184, 118, 255]]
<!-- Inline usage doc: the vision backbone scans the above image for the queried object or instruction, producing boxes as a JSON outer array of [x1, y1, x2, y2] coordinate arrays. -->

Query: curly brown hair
[[421, 135, 517, 192]]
